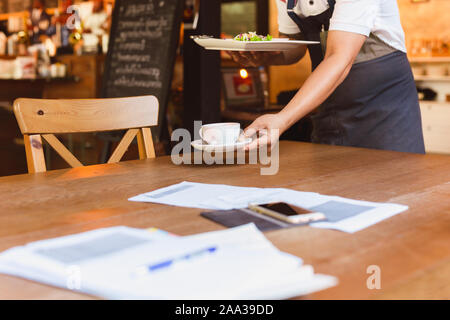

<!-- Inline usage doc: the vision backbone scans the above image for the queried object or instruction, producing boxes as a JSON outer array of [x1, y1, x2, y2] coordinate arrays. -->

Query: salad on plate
[[233, 32, 273, 42]]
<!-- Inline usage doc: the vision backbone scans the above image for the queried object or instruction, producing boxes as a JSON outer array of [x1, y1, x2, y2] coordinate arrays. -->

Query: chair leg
[[44, 142, 51, 170], [23, 134, 47, 173], [81, 135, 86, 164], [100, 141, 112, 164]]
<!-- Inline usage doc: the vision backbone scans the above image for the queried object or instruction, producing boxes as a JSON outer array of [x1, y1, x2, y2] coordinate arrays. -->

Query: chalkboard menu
[[102, 0, 183, 139]]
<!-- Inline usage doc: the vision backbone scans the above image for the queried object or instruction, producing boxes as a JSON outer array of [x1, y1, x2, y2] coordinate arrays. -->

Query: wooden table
[[0, 141, 449, 300]]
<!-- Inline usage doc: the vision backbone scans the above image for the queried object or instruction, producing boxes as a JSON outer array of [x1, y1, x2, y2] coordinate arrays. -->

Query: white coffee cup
[[200, 122, 241, 145]]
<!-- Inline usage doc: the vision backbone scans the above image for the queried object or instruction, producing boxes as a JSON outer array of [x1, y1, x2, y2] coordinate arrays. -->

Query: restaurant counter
[[0, 54, 105, 101], [43, 54, 105, 100]]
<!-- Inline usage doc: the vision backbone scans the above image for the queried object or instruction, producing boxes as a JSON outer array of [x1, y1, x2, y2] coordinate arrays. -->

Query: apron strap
[[286, 0, 335, 71], [328, 0, 335, 11]]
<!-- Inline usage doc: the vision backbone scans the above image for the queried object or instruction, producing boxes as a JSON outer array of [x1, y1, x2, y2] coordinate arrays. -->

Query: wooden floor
[[0, 141, 449, 299]]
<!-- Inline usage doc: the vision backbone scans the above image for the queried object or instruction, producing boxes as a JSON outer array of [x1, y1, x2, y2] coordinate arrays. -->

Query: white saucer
[[193, 37, 319, 52], [191, 138, 252, 152]]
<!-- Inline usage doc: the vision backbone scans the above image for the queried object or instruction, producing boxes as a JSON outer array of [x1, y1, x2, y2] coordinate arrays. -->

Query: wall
[[222, 2, 257, 38], [268, 0, 450, 103], [398, 0, 450, 47]]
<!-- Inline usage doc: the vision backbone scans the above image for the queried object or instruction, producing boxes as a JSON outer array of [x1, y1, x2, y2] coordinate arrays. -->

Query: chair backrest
[[13, 96, 159, 173]]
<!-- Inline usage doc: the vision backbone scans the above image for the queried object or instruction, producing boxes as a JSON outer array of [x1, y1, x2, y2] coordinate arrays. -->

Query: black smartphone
[[248, 202, 326, 224]]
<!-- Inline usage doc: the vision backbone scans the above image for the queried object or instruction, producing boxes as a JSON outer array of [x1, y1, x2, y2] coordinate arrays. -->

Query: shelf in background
[[414, 75, 450, 81], [410, 57, 450, 63], [0, 1, 115, 21], [0, 8, 57, 21], [419, 101, 450, 106]]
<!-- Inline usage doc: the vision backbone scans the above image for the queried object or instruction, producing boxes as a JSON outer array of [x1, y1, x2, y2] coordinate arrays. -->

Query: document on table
[[0, 224, 337, 300], [129, 181, 323, 210], [129, 181, 409, 233]]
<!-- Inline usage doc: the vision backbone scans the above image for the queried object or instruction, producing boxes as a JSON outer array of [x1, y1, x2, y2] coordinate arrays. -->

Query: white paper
[[129, 182, 408, 233], [0, 224, 337, 300], [129, 181, 322, 210], [308, 196, 408, 233]]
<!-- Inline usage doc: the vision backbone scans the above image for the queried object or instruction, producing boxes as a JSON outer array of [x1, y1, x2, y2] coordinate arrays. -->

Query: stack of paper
[[129, 181, 409, 233], [0, 224, 337, 300]]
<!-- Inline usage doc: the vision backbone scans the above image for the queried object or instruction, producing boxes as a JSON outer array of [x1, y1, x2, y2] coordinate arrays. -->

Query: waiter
[[229, 0, 425, 154]]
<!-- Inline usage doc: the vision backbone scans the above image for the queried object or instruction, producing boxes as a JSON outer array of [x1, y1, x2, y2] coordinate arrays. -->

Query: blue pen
[[134, 246, 217, 276]]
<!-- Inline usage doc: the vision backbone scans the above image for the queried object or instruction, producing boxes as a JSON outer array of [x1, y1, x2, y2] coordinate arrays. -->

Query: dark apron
[[286, 0, 425, 154]]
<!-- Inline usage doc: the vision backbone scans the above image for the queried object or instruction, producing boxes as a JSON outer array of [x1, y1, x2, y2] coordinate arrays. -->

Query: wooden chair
[[13, 96, 159, 173]]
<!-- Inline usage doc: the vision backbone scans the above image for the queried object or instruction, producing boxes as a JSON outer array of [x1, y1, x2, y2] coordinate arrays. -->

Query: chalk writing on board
[[115, 65, 161, 79], [118, 40, 147, 51], [114, 53, 151, 63], [122, 3, 155, 17], [113, 76, 162, 89]]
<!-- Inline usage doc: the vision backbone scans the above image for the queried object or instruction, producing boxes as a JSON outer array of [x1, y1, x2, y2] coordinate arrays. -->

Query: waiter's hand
[[243, 113, 289, 151], [227, 51, 282, 67]]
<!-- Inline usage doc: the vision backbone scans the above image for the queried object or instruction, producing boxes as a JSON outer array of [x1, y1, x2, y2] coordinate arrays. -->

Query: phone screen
[[260, 203, 313, 217]]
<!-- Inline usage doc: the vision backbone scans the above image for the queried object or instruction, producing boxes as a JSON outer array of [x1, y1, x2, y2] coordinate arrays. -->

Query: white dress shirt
[[276, 0, 406, 53]]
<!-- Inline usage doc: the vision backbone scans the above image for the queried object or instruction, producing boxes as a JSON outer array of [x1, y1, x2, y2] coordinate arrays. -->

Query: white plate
[[193, 37, 319, 52], [191, 138, 252, 153]]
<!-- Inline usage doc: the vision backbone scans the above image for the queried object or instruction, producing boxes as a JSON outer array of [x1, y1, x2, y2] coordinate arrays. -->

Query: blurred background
[[0, 0, 449, 177]]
